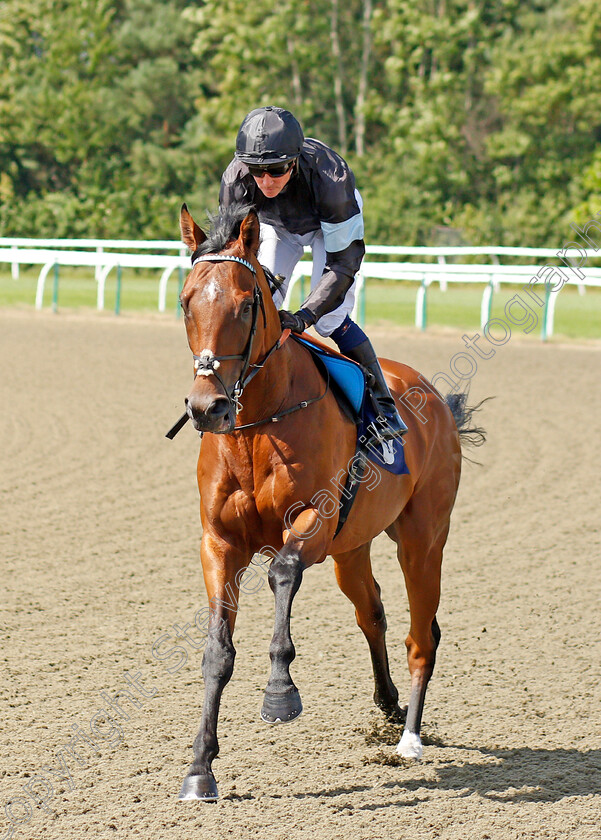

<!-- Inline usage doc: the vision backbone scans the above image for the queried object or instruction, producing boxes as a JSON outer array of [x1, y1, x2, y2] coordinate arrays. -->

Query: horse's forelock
[[196, 203, 256, 258]]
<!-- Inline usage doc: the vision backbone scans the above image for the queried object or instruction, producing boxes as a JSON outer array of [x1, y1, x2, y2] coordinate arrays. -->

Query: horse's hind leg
[[388, 500, 448, 759], [333, 543, 403, 720]]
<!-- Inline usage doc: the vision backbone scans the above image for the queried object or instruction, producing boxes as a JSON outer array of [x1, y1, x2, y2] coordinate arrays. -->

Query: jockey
[[220, 105, 407, 440]]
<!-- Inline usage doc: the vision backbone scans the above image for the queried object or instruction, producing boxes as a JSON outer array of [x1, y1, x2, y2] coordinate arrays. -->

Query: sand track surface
[[1, 310, 600, 840]]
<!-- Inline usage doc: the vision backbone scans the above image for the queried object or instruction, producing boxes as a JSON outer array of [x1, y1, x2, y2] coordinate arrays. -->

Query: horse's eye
[[242, 300, 253, 316]]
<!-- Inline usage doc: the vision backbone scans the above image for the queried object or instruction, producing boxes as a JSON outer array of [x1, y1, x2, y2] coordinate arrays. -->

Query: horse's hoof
[[377, 700, 407, 723], [179, 773, 219, 801], [261, 687, 303, 724], [396, 729, 423, 759]]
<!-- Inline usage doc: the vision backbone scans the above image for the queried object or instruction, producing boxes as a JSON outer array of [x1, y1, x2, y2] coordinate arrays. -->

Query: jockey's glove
[[278, 308, 315, 333]]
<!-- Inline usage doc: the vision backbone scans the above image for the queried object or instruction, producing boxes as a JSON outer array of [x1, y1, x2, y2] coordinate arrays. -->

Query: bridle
[[190, 254, 269, 414], [165, 251, 329, 439]]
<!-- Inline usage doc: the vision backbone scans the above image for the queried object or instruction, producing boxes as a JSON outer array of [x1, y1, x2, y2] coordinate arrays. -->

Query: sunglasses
[[247, 160, 295, 178]]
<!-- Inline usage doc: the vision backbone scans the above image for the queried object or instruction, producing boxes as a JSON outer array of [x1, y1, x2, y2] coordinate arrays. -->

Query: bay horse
[[174, 203, 484, 801]]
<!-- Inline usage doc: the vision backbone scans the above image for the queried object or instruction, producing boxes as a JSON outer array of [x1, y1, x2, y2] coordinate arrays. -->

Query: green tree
[[0, 0, 200, 237], [1, 0, 599, 244], [461, 0, 601, 244]]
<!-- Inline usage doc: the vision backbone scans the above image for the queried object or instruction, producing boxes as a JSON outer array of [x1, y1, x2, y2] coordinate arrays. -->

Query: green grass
[[0, 265, 184, 315], [364, 279, 601, 340], [2, 266, 599, 341]]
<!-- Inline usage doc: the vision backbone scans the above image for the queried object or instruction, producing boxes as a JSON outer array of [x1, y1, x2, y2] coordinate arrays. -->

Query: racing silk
[[219, 138, 366, 322]]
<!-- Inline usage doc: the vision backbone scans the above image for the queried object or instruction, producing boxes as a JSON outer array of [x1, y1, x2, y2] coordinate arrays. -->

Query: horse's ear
[[180, 203, 206, 252], [239, 210, 260, 255]]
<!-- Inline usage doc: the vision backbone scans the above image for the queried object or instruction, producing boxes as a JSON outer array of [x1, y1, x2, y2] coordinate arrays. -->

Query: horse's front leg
[[261, 508, 329, 724], [180, 533, 247, 802]]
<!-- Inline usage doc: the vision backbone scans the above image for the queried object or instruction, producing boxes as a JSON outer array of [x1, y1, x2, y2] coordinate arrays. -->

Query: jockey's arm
[[297, 237, 365, 325]]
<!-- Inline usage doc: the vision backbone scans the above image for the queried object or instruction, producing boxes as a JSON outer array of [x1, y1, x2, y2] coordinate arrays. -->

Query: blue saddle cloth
[[293, 335, 409, 476]]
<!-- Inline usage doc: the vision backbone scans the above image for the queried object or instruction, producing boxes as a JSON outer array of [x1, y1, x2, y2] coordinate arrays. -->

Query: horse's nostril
[[185, 393, 230, 428], [207, 397, 230, 419]]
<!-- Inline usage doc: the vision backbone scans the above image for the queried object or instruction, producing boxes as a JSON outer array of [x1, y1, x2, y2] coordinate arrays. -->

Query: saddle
[[291, 332, 408, 537], [291, 332, 409, 478]]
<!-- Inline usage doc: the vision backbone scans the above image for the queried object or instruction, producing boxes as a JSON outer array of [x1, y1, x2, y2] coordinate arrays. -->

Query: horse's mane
[[196, 203, 256, 257]]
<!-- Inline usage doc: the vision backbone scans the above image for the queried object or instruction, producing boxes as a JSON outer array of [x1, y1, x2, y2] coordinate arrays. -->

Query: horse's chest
[[216, 473, 287, 544], [201, 457, 294, 545], [218, 488, 259, 531]]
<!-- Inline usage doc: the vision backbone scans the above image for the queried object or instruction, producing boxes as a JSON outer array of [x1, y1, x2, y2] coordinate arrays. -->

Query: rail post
[[52, 263, 59, 312], [437, 255, 447, 292], [415, 278, 427, 330], [541, 283, 552, 341], [11, 246, 19, 280], [480, 278, 494, 330], [115, 265, 122, 315]]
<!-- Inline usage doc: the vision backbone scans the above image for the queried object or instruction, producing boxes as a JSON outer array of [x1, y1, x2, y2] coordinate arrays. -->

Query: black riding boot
[[343, 339, 408, 440]]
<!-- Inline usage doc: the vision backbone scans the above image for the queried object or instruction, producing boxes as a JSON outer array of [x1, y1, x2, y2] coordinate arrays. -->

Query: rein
[[165, 253, 330, 439], [233, 365, 329, 431]]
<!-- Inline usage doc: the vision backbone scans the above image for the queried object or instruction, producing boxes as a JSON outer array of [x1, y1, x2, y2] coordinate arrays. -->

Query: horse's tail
[[445, 391, 489, 451]]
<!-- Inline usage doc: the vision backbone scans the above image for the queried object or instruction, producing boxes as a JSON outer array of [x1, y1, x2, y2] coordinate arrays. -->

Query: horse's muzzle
[[185, 394, 234, 434]]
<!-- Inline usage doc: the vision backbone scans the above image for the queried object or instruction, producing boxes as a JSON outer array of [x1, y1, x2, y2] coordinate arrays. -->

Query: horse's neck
[[237, 335, 295, 424], [207, 336, 349, 500], [233, 272, 326, 433]]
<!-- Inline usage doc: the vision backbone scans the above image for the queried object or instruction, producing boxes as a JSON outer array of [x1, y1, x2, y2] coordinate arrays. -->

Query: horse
[[173, 202, 485, 801]]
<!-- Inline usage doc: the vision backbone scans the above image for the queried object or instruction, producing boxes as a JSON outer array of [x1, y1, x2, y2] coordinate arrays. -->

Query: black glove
[[278, 309, 312, 334]]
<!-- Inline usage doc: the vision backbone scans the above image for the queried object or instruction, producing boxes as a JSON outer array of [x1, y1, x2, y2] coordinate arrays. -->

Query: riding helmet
[[235, 106, 304, 165]]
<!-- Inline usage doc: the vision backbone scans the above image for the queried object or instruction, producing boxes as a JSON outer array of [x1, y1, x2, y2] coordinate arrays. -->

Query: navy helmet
[[235, 106, 304, 165]]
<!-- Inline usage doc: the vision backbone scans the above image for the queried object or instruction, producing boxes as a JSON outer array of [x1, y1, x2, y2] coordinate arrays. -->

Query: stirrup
[[366, 389, 407, 440], [371, 405, 408, 441]]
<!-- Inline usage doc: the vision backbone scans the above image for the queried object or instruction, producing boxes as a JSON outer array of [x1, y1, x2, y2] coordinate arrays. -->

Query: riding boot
[[343, 339, 408, 440]]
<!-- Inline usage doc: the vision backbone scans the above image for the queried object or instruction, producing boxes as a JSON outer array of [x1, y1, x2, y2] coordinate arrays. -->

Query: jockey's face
[[251, 164, 295, 199]]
